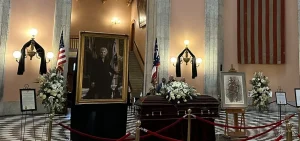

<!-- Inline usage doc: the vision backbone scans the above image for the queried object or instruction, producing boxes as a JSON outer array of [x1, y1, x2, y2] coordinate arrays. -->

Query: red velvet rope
[[140, 118, 184, 139], [274, 135, 283, 141], [57, 122, 134, 141], [194, 114, 295, 129], [55, 118, 183, 141], [116, 133, 131, 141], [240, 122, 282, 141], [144, 129, 183, 141]]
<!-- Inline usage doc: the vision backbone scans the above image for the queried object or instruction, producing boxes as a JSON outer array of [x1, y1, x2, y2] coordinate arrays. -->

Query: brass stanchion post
[[47, 109, 54, 141], [187, 109, 192, 141], [135, 120, 141, 141], [285, 116, 293, 141], [298, 108, 300, 134]]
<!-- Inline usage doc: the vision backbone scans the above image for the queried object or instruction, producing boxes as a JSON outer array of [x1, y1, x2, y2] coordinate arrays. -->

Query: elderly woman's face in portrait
[[100, 48, 108, 59]]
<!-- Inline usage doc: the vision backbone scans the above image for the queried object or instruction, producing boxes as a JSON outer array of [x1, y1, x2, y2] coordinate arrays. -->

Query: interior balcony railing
[[70, 37, 79, 50], [133, 41, 144, 72]]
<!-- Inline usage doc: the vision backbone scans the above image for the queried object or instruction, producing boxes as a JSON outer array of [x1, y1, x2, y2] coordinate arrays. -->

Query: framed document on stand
[[275, 90, 287, 122], [295, 88, 300, 107], [19, 84, 37, 140], [20, 88, 37, 112], [275, 92, 287, 105]]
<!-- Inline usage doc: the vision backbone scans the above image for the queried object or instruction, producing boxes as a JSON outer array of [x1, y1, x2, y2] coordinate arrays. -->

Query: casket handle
[[208, 110, 210, 114], [152, 111, 162, 116], [201, 110, 203, 115], [177, 110, 186, 116]]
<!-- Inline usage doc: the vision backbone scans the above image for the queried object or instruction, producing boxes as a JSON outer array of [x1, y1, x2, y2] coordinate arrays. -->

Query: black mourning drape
[[175, 48, 197, 79], [17, 40, 47, 75]]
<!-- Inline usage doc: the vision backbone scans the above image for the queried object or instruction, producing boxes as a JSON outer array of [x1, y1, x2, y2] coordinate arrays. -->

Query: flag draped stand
[[150, 38, 160, 94], [48, 31, 66, 141]]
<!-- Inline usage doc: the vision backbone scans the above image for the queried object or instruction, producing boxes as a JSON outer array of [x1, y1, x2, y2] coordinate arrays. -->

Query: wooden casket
[[135, 95, 219, 141]]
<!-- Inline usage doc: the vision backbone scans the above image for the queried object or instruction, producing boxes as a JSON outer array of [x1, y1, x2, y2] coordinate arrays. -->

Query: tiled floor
[[0, 109, 299, 141]]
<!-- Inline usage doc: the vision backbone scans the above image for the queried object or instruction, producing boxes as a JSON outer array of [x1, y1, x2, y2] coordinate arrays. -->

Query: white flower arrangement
[[157, 81, 199, 103], [37, 68, 66, 113], [250, 72, 271, 111]]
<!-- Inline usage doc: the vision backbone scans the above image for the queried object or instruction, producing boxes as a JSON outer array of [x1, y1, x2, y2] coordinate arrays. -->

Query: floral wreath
[[37, 68, 66, 113], [250, 72, 271, 111], [156, 81, 199, 103]]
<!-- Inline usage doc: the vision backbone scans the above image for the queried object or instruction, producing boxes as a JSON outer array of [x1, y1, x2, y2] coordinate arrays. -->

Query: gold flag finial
[[228, 64, 237, 72]]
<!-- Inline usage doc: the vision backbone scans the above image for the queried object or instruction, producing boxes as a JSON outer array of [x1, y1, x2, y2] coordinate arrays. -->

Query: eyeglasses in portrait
[[220, 72, 247, 108], [76, 32, 129, 104]]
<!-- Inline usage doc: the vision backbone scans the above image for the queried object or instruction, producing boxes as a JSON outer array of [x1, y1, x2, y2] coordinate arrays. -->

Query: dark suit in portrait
[[91, 57, 116, 99], [83, 46, 117, 99]]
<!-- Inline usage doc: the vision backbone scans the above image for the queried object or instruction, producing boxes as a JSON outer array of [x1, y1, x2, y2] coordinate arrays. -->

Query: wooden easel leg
[[225, 112, 228, 135], [234, 113, 238, 132], [243, 113, 245, 133]]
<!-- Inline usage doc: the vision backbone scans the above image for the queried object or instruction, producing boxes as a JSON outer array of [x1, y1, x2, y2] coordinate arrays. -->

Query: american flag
[[111, 39, 118, 86], [56, 31, 66, 71], [111, 40, 118, 67], [237, 0, 285, 64], [151, 38, 160, 81]]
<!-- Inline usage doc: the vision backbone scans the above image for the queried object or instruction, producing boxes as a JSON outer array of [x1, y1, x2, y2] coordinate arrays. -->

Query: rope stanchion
[[57, 122, 134, 141], [274, 135, 283, 141], [187, 109, 191, 141], [298, 108, 300, 134], [47, 110, 54, 141], [194, 114, 295, 129], [140, 128, 183, 141], [135, 120, 141, 141], [285, 116, 293, 141], [116, 133, 131, 141], [140, 118, 184, 139], [239, 122, 282, 141]]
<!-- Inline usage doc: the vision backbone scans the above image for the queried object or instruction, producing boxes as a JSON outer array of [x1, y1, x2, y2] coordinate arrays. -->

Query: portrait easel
[[224, 65, 247, 138]]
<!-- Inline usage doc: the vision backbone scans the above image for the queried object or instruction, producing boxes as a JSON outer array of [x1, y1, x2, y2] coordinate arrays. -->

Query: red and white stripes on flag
[[151, 38, 160, 81], [237, 0, 285, 64], [56, 31, 66, 71], [111, 39, 119, 86]]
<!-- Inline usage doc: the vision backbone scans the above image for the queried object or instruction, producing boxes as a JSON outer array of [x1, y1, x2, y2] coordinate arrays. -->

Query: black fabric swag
[[175, 48, 197, 79], [17, 40, 47, 75]]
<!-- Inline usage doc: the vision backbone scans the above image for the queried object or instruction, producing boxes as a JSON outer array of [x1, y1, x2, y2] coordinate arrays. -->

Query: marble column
[[298, 1, 300, 90], [143, 0, 170, 95], [51, 0, 72, 81], [0, 0, 10, 101], [204, 0, 224, 98]]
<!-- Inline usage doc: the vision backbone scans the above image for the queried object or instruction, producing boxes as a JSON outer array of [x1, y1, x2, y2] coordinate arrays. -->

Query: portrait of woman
[[76, 32, 129, 104]]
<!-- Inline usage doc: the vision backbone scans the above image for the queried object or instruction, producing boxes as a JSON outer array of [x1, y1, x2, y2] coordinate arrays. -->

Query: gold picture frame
[[137, 0, 147, 28], [220, 72, 247, 109], [76, 32, 129, 104]]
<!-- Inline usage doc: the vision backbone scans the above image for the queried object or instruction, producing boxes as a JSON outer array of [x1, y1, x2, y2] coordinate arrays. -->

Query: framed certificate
[[295, 88, 300, 107], [20, 89, 37, 112], [275, 92, 287, 105]]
